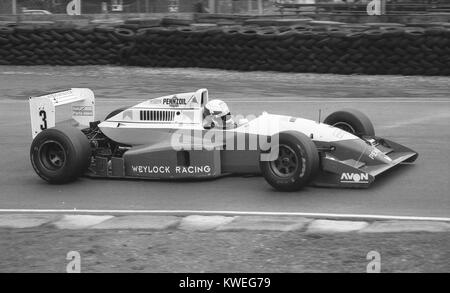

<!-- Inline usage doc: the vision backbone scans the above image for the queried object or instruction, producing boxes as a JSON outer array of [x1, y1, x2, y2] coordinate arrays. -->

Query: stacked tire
[[1, 23, 449, 75], [0, 24, 136, 66], [130, 24, 450, 75]]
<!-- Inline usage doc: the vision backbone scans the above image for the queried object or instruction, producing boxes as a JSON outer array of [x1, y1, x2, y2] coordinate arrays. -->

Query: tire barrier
[[161, 17, 193, 27], [0, 23, 449, 76], [243, 18, 313, 27], [0, 24, 135, 66]]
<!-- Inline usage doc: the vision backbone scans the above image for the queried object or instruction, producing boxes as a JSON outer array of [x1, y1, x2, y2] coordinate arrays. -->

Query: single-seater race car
[[29, 88, 418, 191]]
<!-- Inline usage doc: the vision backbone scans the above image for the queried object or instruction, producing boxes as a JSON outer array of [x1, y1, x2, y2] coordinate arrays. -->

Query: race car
[[28, 88, 418, 191]]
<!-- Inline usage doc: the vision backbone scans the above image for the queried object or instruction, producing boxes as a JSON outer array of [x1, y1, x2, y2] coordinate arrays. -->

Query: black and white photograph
[[0, 0, 449, 278]]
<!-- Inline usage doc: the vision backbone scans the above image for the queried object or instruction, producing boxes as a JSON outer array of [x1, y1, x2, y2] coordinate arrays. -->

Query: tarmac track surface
[[0, 66, 449, 218]]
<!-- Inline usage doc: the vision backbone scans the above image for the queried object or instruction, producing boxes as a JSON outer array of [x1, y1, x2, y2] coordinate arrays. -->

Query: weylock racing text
[[131, 165, 211, 174]]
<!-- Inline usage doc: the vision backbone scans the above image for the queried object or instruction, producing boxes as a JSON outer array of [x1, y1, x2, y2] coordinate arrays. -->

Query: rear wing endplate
[[29, 88, 95, 138]]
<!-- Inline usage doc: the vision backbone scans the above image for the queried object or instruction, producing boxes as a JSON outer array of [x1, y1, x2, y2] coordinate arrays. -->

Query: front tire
[[30, 126, 91, 184], [324, 109, 375, 137], [260, 132, 319, 192]]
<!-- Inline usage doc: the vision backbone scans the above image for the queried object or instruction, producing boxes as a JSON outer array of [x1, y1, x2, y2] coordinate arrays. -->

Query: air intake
[[140, 110, 176, 122]]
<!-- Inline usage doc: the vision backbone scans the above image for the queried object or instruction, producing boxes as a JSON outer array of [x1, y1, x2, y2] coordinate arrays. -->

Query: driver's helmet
[[203, 99, 235, 129]]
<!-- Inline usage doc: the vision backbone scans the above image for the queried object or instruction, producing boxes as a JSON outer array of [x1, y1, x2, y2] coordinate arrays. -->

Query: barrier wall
[[0, 23, 449, 75]]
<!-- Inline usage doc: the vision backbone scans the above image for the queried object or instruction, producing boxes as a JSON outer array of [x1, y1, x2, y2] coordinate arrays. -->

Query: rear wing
[[29, 88, 95, 138]]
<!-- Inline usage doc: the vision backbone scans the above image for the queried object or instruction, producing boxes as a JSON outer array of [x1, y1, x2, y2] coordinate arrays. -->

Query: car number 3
[[39, 110, 47, 130]]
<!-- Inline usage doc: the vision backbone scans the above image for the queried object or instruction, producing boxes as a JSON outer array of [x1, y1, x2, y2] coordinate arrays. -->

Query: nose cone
[[367, 146, 393, 165], [332, 139, 392, 166]]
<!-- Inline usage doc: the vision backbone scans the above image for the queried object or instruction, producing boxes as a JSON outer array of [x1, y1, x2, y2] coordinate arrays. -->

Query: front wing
[[312, 138, 418, 188]]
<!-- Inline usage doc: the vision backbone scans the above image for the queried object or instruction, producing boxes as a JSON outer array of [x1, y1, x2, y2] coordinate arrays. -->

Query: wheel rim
[[332, 122, 356, 134], [38, 140, 66, 171], [269, 144, 300, 178]]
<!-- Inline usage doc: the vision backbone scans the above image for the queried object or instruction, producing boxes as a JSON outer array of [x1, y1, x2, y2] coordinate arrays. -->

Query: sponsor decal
[[340, 172, 369, 183], [131, 165, 211, 175], [122, 110, 133, 120], [189, 95, 199, 107], [175, 165, 211, 174], [72, 105, 93, 116], [163, 96, 187, 107], [332, 128, 345, 139], [369, 148, 381, 160]]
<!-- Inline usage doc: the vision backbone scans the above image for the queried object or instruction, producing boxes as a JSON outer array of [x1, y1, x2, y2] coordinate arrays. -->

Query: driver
[[203, 99, 235, 129]]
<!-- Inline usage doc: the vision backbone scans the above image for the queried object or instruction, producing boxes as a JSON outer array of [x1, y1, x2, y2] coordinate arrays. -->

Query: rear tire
[[260, 132, 319, 192], [30, 126, 91, 184], [324, 109, 375, 137]]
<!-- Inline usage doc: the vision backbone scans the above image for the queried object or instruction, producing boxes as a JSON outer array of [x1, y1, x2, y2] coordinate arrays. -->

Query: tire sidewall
[[324, 109, 375, 137], [30, 127, 90, 183], [260, 132, 319, 191]]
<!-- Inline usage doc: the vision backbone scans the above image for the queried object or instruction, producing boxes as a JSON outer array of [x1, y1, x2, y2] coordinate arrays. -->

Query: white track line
[[0, 209, 449, 222], [94, 99, 450, 104], [2, 99, 449, 104]]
